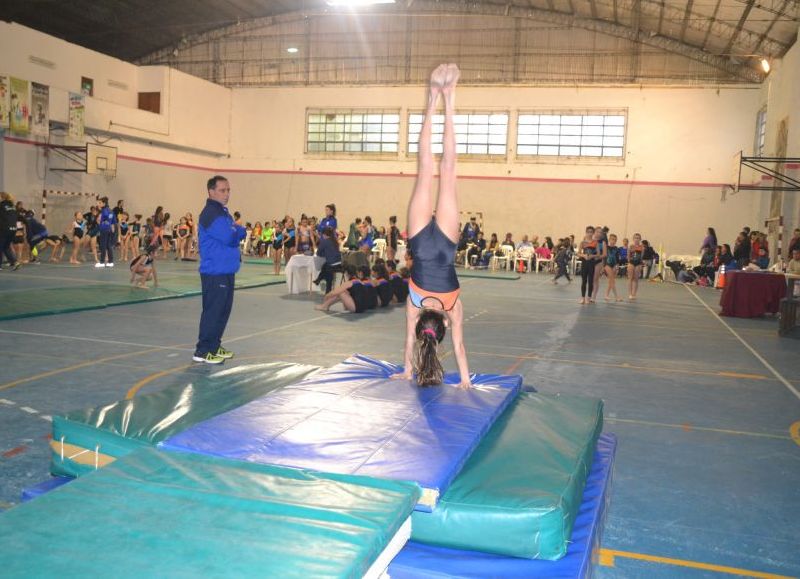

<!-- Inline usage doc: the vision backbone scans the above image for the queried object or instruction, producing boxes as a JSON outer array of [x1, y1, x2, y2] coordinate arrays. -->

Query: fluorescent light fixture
[[760, 58, 770, 73], [286, 47, 299, 53], [327, 0, 395, 6]]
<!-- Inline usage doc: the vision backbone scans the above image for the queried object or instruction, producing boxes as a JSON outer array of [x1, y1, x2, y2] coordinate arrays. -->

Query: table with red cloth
[[719, 271, 786, 318]]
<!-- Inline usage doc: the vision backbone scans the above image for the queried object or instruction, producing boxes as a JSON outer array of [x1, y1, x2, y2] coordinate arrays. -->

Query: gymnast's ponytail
[[413, 309, 446, 386]]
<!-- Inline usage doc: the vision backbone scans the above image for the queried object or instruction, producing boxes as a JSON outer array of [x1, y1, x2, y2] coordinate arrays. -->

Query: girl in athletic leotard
[[315, 265, 365, 313], [272, 222, 285, 275], [130, 245, 158, 289], [392, 64, 471, 389], [627, 233, 645, 300], [119, 212, 132, 262], [70, 211, 86, 264], [577, 228, 598, 305], [603, 233, 622, 301]]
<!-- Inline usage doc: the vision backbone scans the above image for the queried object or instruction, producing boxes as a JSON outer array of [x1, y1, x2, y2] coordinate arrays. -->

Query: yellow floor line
[[598, 548, 796, 579], [790, 421, 800, 448], [0, 346, 166, 393], [467, 351, 770, 382], [604, 418, 793, 441]]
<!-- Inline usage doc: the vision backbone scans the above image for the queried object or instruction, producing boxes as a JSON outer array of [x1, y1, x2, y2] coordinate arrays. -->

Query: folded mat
[[161, 354, 522, 511], [1, 447, 420, 579], [51, 361, 320, 477], [389, 433, 617, 579], [411, 392, 603, 560]]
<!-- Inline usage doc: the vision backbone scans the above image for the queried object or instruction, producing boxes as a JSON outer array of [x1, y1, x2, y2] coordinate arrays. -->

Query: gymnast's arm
[[392, 300, 419, 380], [447, 299, 471, 389]]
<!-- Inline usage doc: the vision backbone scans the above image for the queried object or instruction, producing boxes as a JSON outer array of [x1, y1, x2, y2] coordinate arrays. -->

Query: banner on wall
[[9, 77, 30, 134], [68, 92, 85, 140], [0, 75, 9, 129], [31, 82, 49, 137]]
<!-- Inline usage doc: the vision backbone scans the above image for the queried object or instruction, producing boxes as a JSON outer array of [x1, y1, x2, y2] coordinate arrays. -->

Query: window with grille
[[306, 110, 400, 154], [516, 112, 626, 159], [407, 112, 508, 156], [754, 107, 767, 157]]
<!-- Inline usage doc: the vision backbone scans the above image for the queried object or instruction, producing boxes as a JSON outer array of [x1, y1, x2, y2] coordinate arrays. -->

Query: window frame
[[514, 109, 628, 165], [305, 108, 401, 157], [754, 106, 767, 157], [406, 110, 510, 160]]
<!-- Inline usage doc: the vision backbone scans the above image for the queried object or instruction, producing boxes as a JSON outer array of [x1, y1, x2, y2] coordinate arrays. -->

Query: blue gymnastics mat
[[388, 433, 617, 578], [161, 354, 522, 511], [2, 448, 420, 578], [21, 476, 71, 502]]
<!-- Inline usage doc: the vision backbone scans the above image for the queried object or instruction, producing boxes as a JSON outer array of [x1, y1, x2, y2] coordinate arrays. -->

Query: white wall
[[0, 23, 231, 154], [226, 84, 763, 254], [3, 21, 796, 256]]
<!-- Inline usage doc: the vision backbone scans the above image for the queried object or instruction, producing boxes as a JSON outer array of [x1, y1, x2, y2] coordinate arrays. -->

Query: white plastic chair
[[372, 238, 387, 260], [491, 245, 515, 271], [515, 248, 535, 273]]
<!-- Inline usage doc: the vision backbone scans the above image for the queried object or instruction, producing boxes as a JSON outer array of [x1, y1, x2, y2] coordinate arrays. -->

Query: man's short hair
[[207, 175, 228, 192]]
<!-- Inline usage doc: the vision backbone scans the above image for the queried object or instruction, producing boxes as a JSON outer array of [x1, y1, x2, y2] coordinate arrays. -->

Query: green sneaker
[[192, 352, 225, 364], [215, 346, 234, 359]]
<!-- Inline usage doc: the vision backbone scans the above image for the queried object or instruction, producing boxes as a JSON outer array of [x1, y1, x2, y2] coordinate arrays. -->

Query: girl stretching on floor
[[392, 64, 471, 389]]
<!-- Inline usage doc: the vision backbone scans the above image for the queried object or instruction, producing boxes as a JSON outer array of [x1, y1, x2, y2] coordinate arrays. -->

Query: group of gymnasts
[[570, 225, 649, 304], [315, 258, 410, 314]]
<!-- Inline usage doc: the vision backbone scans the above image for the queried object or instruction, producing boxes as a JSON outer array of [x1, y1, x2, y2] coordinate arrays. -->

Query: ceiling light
[[760, 58, 770, 73], [286, 47, 299, 53], [326, 0, 396, 6]]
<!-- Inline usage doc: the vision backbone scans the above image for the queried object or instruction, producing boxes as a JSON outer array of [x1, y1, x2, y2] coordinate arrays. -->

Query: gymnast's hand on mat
[[391, 370, 413, 381], [457, 379, 472, 390]]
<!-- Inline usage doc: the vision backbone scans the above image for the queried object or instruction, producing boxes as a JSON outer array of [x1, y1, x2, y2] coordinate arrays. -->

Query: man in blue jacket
[[193, 175, 246, 364]]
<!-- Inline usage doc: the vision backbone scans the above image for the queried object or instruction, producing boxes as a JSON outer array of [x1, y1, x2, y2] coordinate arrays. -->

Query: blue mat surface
[[21, 476, 72, 502], [388, 433, 616, 578], [161, 355, 522, 511]]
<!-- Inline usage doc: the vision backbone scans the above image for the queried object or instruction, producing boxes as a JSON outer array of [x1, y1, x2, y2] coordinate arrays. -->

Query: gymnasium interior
[[0, 1, 798, 577]]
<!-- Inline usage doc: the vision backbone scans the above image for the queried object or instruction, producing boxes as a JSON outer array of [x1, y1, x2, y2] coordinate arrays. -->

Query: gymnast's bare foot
[[430, 64, 448, 89], [442, 63, 460, 94]]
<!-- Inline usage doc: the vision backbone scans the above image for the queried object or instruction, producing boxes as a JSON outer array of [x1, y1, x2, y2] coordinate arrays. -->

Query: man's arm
[[205, 215, 246, 247]]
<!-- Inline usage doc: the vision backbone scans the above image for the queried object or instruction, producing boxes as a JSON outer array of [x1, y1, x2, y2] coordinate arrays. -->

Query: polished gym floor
[[0, 261, 798, 578]]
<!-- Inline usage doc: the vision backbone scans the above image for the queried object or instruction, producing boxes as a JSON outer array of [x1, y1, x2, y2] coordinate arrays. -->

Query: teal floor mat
[[0, 263, 284, 320], [2, 447, 420, 578]]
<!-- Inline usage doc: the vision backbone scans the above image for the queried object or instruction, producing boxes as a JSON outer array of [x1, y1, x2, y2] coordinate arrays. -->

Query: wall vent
[[29, 55, 56, 69], [107, 79, 129, 90]]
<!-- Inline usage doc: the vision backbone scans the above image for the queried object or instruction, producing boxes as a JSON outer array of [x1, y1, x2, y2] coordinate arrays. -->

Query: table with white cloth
[[285, 254, 326, 294]]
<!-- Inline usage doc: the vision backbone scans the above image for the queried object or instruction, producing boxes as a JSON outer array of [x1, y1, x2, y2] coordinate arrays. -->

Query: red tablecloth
[[720, 271, 786, 317]]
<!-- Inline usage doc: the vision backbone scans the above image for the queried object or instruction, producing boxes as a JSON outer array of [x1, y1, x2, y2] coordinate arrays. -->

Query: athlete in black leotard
[[393, 64, 471, 388]]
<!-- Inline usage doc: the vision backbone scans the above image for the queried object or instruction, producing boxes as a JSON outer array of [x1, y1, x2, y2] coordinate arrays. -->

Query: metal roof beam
[[701, 0, 722, 51], [723, 0, 756, 56], [137, 1, 765, 81], [679, 0, 693, 43], [753, 0, 793, 54]]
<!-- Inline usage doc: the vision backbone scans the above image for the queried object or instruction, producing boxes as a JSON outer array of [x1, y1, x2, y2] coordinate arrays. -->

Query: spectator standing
[[193, 176, 246, 365], [0, 192, 20, 270], [97, 196, 117, 267]]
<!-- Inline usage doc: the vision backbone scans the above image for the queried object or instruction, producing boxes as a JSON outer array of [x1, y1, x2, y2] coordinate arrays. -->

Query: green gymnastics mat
[[1, 447, 420, 578], [51, 361, 320, 478], [410, 392, 603, 560], [0, 266, 284, 320]]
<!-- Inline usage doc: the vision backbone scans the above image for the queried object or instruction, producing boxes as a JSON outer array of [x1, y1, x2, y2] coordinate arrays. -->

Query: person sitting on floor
[[360, 265, 378, 310], [315, 265, 366, 313], [372, 262, 394, 307]]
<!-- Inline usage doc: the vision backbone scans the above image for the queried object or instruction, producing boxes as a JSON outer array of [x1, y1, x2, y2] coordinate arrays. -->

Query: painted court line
[[0, 329, 192, 352], [684, 285, 800, 402], [598, 548, 794, 579], [604, 417, 792, 441]]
